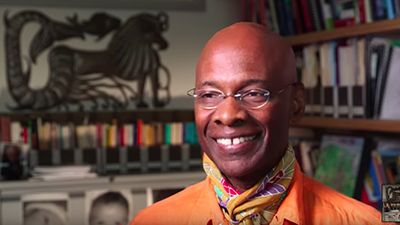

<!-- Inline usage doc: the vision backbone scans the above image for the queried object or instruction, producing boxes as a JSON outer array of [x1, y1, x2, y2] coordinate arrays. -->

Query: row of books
[[0, 116, 198, 150], [299, 36, 400, 119], [266, 0, 400, 36]]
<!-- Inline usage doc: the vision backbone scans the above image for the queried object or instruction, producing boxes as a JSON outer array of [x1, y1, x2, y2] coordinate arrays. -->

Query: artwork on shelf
[[22, 193, 69, 225], [85, 189, 133, 225], [0, 142, 29, 180], [4, 10, 171, 111], [314, 135, 365, 197]]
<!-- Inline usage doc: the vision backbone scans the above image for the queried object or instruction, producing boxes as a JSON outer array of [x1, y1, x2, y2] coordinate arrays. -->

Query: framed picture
[[85, 189, 133, 225], [0, 0, 205, 10], [0, 142, 29, 180], [22, 193, 69, 225]]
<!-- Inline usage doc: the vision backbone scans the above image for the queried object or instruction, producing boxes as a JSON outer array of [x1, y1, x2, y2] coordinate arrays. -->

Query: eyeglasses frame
[[187, 82, 298, 110]]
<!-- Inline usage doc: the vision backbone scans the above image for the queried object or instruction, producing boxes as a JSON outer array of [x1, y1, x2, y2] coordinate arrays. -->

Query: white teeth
[[216, 135, 256, 146]]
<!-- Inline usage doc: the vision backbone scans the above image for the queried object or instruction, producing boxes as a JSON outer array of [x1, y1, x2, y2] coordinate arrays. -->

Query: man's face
[[195, 33, 296, 183]]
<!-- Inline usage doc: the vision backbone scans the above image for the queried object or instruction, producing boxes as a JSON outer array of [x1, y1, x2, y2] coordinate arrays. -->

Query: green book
[[164, 123, 172, 145], [314, 135, 365, 197]]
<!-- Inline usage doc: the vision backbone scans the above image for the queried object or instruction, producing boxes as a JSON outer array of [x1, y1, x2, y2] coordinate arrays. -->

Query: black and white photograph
[[22, 193, 69, 225], [85, 189, 133, 225]]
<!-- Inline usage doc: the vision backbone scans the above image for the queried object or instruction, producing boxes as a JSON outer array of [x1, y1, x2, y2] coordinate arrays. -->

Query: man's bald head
[[196, 22, 297, 86]]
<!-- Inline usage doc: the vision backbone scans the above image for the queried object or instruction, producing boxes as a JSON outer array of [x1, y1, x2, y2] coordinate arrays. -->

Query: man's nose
[[211, 96, 247, 126]]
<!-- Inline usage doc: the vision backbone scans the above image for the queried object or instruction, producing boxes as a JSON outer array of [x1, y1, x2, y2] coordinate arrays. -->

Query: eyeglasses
[[187, 83, 297, 110]]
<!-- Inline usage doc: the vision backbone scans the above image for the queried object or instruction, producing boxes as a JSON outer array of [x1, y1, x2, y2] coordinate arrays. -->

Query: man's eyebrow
[[199, 79, 267, 88]]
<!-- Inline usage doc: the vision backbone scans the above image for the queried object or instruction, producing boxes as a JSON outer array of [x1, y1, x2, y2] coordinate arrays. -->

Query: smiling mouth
[[215, 134, 259, 146]]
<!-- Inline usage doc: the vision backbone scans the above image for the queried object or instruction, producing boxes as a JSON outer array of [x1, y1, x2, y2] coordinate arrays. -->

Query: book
[[302, 45, 320, 116], [371, 0, 387, 20], [352, 38, 367, 118], [299, 140, 320, 176], [319, 41, 337, 117], [0, 116, 11, 142], [292, 0, 304, 34], [309, 0, 324, 31], [314, 135, 365, 197], [320, 0, 334, 29], [371, 38, 392, 118], [267, 0, 280, 33], [337, 39, 357, 118], [363, 0, 373, 22], [357, 0, 366, 24], [365, 37, 391, 118], [299, 0, 314, 32], [379, 46, 400, 119], [385, 0, 395, 19]]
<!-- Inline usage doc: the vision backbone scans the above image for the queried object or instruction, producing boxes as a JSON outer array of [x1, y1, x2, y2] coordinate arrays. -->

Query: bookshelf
[[294, 117, 400, 134], [286, 18, 400, 46], [0, 109, 203, 225], [284, 17, 400, 130], [0, 109, 202, 176], [282, 13, 400, 205]]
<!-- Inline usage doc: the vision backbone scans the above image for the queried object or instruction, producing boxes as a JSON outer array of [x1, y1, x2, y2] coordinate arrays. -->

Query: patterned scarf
[[203, 146, 295, 225]]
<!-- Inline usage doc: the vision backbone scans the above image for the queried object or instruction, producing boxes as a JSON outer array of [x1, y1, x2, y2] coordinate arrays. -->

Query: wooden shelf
[[293, 117, 400, 134], [286, 18, 400, 46], [1, 109, 195, 123]]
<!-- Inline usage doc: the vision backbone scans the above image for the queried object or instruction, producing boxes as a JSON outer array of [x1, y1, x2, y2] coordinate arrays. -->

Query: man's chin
[[219, 163, 254, 180]]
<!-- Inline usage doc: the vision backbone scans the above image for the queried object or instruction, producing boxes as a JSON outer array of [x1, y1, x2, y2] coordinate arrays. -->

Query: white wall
[[0, 0, 241, 111]]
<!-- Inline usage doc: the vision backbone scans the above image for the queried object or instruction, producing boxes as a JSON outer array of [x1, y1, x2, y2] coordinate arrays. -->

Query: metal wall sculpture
[[4, 10, 170, 111]]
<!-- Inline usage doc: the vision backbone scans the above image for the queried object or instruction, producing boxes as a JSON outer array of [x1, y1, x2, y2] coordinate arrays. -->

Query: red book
[[96, 123, 102, 148], [0, 116, 11, 142], [360, 186, 378, 208], [22, 127, 28, 144], [136, 119, 143, 145], [334, 18, 355, 28], [292, 0, 304, 34], [257, 0, 267, 25], [119, 126, 125, 147], [358, 0, 366, 24], [298, 0, 314, 32]]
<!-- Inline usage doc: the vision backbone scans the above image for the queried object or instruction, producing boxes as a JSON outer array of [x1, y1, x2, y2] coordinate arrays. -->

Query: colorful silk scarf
[[203, 146, 295, 225]]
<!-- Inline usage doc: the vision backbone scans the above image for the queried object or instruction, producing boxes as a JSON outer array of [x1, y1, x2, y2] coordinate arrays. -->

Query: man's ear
[[290, 82, 305, 125]]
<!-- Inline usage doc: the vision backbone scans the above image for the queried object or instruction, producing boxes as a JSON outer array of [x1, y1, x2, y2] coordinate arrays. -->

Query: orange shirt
[[131, 164, 387, 225]]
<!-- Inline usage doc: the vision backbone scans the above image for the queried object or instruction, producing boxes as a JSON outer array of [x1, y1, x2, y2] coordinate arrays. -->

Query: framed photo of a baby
[[85, 190, 133, 225]]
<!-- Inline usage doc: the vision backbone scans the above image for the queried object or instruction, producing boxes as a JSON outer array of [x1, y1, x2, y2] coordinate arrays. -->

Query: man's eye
[[243, 90, 269, 102], [247, 91, 264, 96], [199, 92, 220, 98]]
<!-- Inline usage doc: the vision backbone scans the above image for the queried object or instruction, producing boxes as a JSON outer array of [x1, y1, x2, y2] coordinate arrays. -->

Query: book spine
[[385, 0, 395, 19], [358, 0, 366, 24], [299, 0, 315, 32], [320, 0, 334, 29]]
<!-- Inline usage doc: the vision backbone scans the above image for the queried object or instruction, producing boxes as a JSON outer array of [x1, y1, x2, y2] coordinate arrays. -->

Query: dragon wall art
[[4, 10, 171, 111]]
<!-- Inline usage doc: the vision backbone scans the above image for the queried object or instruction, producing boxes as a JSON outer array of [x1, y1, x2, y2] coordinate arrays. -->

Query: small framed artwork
[[0, 142, 29, 180], [22, 193, 69, 225], [85, 189, 133, 225]]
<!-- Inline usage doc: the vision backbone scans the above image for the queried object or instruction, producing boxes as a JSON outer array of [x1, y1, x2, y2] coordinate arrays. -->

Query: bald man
[[131, 23, 384, 225]]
